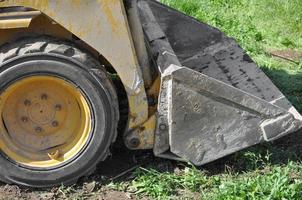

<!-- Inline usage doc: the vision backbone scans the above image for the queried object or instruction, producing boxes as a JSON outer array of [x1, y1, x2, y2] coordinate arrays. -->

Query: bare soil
[[0, 147, 156, 200]]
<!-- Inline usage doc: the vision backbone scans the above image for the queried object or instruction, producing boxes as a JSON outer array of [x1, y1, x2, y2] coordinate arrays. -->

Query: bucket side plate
[[164, 66, 301, 165], [137, 0, 302, 165]]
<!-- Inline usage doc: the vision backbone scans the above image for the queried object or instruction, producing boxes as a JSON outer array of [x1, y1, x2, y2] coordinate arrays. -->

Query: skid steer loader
[[0, 0, 301, 187]]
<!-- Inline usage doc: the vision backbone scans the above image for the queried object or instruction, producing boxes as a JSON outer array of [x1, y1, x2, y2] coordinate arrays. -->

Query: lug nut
[[55, 104, 62, 111], [52, 121, 59, 127], [35, 127, 43, 133], [159, 123, 167, 131], [129, 138, 140, 148], [24, 100, 31, 106], [41, 94, 48, 100], [21, 116, 28, 123]]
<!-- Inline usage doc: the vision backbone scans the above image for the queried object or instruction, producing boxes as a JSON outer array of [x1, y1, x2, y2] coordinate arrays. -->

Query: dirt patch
[[100, 191, 131, 200], [0, 147, 155, 200], [1, 130, 301, 199], [0, 185, 52, 200], [0, 185, 22, 199], [99, 191, 149, 200]]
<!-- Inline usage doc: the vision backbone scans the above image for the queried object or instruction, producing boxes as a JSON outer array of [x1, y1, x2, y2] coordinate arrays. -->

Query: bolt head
[[41, 94, 48, 100], [159, 124, 167, 131], [55, 104, 62, 111], [21, 116, 28, 123], [24, 100, 31, 106], [35, 127, 43, 133], [52, 121, 59, 127], [129, 138, 140, 148]]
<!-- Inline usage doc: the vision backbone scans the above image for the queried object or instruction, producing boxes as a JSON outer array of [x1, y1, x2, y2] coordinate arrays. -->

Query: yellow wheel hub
[[0, 76, 92, 168]]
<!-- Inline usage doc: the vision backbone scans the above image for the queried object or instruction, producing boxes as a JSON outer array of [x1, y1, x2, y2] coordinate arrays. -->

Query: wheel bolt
[[24, 100, 31, 106], [129, 138, 140, 148], [55, 104, 62, 111], [35, 127, 43, 133], [52, 121, 59, 127], [159, 123, 167, 131], [41, 94, 48, 100], [21, 116, 28, 123]]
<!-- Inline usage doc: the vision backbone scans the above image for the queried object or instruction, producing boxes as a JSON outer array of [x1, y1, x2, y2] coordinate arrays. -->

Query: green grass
[[120, 143, 302, 200], [129, 163, 302, 200], [114, 0, 302, 199]]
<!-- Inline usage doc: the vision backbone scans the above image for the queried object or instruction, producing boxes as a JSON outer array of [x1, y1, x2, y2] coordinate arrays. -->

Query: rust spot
[[101, 0, 120, 35]]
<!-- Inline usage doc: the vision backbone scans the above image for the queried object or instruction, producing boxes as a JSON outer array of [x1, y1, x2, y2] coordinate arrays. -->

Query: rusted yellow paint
[[129, 114, 156, 150], [0, 0, 149, 131], [101, 0, 120, 35], [0, 76, 92, 168], [147, 76, 161, 115]]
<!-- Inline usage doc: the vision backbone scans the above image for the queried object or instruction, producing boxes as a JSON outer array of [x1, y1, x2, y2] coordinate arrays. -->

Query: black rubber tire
[[0, 37, 119, 188]]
